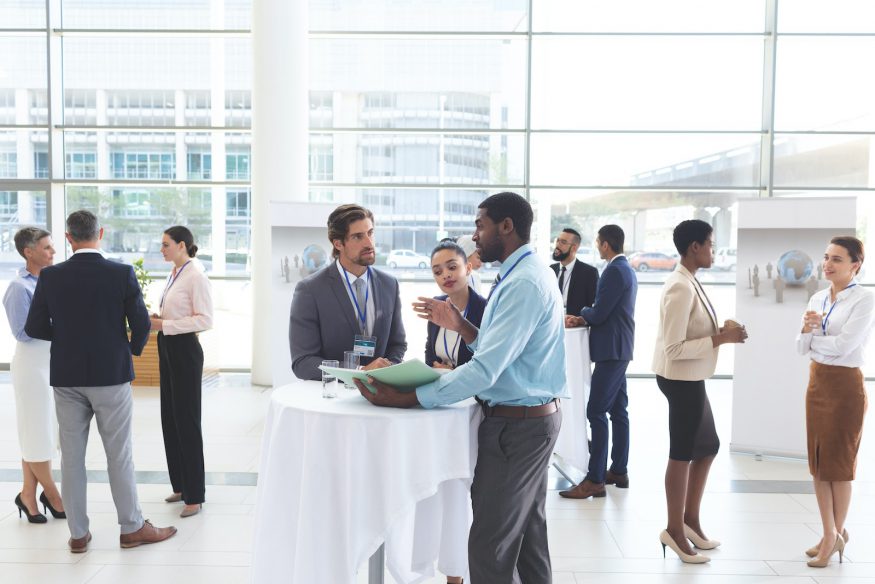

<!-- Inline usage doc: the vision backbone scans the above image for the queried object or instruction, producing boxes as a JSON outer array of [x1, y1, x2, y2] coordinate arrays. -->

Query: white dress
[[11, 339, 56, 461]]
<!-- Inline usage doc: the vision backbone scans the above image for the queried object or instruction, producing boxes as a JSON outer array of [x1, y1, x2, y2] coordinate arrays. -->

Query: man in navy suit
[[560, 224, 638, 499], [25, 210, 177, 552]]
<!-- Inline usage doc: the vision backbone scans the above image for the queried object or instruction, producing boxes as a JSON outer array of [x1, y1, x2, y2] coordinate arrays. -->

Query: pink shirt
[[159, 259, 214, 335]]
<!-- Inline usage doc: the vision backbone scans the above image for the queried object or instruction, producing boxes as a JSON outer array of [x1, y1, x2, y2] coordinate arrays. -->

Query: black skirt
[[656, 375, 720, 462]]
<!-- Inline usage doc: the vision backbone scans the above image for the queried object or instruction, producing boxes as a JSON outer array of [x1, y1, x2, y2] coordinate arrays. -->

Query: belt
[[482, 399, 560, 419]]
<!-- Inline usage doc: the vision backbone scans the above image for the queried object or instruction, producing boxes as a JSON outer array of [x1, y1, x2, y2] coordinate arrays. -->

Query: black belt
[[482, 399, 560, 419]]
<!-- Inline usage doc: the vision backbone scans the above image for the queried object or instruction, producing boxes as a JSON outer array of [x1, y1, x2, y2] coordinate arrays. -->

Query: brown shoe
[[559, 479, 606, 499], [605, 470, 629, 488], [69, 531, 92, 553], [119, 519, 177, 549]]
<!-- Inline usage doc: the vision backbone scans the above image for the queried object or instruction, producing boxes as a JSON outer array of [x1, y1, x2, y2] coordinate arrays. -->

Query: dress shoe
[[69, 531, 92, 553], [605, 470, 629, 488], [119, 519, 178, 548], [659, 529, 710, 564], [180, 504, 202, 518], [806, 528, 848, 558], [164, 492, 183, 503], [40, 492, 66, 519], [683, 523, 721, 550], [559, 479, 606, 499], [14, 494, 47, 524], [807, 531, 844, 568]]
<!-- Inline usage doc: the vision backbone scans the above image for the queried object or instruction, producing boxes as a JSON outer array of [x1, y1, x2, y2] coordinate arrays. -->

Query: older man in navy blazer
[[25, 210, 176, 552], [560, 224, 638, 499]]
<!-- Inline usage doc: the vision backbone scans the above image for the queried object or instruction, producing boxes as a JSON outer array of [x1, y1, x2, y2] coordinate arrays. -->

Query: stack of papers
[[318, 358, 450, 393]]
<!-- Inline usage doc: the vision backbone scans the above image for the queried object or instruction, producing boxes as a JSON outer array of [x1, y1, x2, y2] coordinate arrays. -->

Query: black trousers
[[157, 332, 205, 504]]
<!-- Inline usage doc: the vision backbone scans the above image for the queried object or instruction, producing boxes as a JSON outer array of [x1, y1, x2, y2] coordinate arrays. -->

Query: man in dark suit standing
[[560, 224, 638, 499], [290, 204, 407, 380], [25, 210, 177, 552], [550, 227, 599, 317]]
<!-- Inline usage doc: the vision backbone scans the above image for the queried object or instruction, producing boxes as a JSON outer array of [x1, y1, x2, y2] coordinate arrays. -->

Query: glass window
[[772, 134, 872, 188], [779, 0, 875, 33], [226, 151, 250, 180], [188, 151, 212, 180], [0, 0, 45, 28], [310, 0, 528, 32], [309, 137, 334, 181], [33, 151, 49, 178], [531, 36, 764, 131], [530, 133, 761, 187], [110, 151, 176, 180], [66, 151, 97, 179], [534, 0, 765, 32], [62, 0, 252, 30]]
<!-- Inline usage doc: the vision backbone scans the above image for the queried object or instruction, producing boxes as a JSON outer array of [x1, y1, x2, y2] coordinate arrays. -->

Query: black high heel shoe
[[40, 492, 66, 519], [14, 494, 47, 524]]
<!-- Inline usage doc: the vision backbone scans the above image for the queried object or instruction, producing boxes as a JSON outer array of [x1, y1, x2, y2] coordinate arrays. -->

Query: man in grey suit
[[25, 210, 176, 553], [290, 204, 407, 380]]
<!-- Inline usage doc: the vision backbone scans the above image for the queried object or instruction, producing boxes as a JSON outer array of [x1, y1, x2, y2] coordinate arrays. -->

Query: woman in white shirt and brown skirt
[[797, 236, 873, 568], [150, 226, 214, 518]]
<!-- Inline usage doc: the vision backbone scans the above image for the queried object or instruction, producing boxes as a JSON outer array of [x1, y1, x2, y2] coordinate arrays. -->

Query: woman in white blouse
[[797, 236, 873, 568], [150, 226, 214, 518]]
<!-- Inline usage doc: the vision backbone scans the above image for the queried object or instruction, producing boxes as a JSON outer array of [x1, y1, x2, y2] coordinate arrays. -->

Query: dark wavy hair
[[830, 236, 864, 275]]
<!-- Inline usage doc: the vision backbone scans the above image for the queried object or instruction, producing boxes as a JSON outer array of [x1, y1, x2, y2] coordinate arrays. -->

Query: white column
[[251, 0, 309, 385]]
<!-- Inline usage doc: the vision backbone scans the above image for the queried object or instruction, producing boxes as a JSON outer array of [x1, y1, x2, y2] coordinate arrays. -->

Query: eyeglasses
[[554, 238, 572, 247]]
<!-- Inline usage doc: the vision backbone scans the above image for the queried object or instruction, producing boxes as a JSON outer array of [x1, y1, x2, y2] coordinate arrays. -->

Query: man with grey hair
[[25, 210, 177, 553]]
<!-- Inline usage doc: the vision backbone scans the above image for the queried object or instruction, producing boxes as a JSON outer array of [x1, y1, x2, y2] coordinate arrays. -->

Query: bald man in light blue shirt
[[357, 192, 566, 584]]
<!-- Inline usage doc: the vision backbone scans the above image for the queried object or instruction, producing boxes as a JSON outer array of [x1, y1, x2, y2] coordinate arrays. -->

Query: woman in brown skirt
[[797, 236, 873, 568]]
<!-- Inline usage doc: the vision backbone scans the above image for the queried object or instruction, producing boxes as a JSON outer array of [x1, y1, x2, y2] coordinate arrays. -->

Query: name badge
[[354, 335, 377, 357]]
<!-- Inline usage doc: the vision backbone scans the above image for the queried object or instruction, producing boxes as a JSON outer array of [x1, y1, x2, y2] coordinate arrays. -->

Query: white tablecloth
[[252, 383, 480, 584], [554, 327, 592, 474]]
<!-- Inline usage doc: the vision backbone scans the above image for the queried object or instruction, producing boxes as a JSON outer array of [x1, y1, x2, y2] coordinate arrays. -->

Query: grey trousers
[[54, 384, 144, 538], [469, 409, 561, 584]]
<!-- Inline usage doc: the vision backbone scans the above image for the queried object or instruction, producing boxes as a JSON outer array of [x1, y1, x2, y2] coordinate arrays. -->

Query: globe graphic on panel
[[777, 250, 814, 286], [301, 244, 328, 277]]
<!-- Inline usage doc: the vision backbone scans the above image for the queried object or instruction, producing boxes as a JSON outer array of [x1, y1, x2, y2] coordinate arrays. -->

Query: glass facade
[[0, 0, 873, 373]]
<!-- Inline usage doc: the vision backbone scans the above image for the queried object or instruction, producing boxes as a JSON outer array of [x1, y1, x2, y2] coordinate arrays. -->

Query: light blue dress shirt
[[416, 244, 568, 408], [3, 268, 38, 342]]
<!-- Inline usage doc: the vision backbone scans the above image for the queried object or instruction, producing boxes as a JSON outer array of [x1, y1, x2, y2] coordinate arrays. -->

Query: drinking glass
[[343, 351, 360, 390], [321, 359, 339, 398]]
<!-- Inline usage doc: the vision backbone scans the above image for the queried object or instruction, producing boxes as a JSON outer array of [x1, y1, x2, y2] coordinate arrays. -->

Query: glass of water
[[343, 351, 360, 390], [321, 359, 339, 398]]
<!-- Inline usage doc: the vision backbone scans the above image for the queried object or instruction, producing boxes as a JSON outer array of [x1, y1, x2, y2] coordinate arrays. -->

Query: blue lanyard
[[160, 260, 192, 309], [821, 283, 857, 334], [343, 266, 371, 334], [442, 302, 470, 365], [487, 250, 534, 302]]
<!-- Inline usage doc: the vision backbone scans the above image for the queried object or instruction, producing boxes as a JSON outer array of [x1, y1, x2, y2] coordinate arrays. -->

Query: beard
[[552, 249, 570, 262], [477, 241, 502, 264]]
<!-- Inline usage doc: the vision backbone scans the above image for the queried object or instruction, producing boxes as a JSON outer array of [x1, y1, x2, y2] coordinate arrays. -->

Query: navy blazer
[[290, 263, 407, 381], [425, 287, 487, 368], [24, 252, 151, 387], [580, 255, 637, 363], [550, 259, 599, 316]]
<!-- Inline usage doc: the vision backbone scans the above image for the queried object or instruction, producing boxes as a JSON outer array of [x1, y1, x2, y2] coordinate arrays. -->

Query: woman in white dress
[[2, 227, 65, 523]]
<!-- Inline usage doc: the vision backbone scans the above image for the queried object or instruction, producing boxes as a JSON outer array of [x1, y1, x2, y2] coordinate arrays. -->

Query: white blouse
[[159, 259, 214, 335], [796, 282, 874, 368], [434, 326, 463, 367]]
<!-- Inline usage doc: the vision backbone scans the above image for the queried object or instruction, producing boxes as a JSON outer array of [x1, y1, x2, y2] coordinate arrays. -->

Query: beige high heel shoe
[[683, 524, 721, 550], [660, 530, 710, 564], [807, 532, 845, 568], [806, 528, 848, 558]]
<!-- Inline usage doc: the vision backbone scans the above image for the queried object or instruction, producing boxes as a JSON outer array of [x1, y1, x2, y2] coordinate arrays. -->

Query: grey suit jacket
[[289, 263, 407, 381]]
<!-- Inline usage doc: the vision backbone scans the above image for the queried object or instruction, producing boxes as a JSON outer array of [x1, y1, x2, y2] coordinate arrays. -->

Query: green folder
[[319, 358, 450, 393]]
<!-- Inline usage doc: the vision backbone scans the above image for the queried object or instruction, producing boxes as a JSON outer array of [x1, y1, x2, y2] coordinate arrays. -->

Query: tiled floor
[[1, 374, 874, 583]]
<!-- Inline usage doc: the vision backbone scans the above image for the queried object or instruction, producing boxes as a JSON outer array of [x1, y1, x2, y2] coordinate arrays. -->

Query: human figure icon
[[753, 272, 760, 297], [816, 263, 823, 281], [293, 254, 300, 269], [805, 275, 819, 301], [748, 267, 752, 289], [753, 264, 759, 278], [774, 274, 785, 303], [283, 256, 290, 283], [766, 262, 773, 279]]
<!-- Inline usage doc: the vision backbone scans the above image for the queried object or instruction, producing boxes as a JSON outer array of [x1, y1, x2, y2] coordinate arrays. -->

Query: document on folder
[[319, 358, 450, 393]]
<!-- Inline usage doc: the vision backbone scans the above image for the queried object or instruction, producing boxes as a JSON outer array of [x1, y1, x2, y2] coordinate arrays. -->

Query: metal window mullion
[[760, 0, 779, 198], [46, 0, 66, 241], [524, 0, 533, 203]]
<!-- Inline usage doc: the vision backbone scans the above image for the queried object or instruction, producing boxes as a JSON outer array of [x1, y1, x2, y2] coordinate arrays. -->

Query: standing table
[[554, 326, 592, 481]]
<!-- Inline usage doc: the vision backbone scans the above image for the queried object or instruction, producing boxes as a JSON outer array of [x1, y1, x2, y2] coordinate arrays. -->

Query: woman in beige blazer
[[653, 220, 747, 564]]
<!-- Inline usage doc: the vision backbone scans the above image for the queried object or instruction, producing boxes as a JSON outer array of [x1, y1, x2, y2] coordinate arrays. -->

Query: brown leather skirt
[[806, 361, 867, 481]]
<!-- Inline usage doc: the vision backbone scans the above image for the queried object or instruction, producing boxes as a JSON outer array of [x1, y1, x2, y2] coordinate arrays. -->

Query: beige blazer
[[651, 264, 720, 381]]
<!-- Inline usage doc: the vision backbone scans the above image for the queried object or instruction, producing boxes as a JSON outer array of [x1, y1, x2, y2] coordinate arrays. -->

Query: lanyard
[[442, 302, 470, 366], [343, 266, 371, 334], [160, 260, 192, 309], [487, 250, 534, 302], [821, 283, 857, 334]]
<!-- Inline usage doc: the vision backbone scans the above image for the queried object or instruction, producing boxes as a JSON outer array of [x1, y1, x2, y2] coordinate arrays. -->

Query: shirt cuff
[[415, 381, 440, 409]]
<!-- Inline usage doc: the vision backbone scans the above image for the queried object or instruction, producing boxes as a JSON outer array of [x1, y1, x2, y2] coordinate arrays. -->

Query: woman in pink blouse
[[150, 226, 214, 518]]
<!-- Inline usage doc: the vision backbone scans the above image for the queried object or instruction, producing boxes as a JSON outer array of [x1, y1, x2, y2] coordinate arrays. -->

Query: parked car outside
[[713, 247, 737, 271], [387, 249, 430, 269], [628, 251, 678, 272]]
